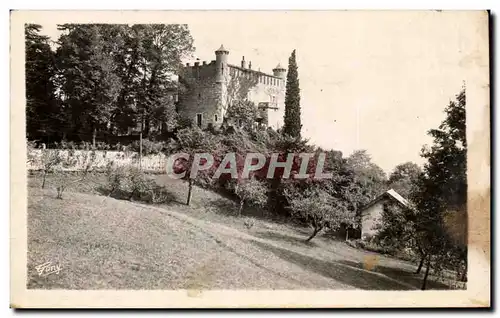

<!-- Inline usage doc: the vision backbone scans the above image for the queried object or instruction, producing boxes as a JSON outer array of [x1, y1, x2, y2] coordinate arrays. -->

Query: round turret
[[273, 63, 286, 79], [215, 44, 229, 83]]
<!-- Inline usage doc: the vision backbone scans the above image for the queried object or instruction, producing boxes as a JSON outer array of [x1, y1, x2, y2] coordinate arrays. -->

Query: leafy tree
[[346, 150, 388, 213], [224, 100, 259, 131], [285, 184, 352, 242], [234, 178, 268, 215], [224, 71, 259, 118], [388, 162, 422, 198], [25, 24, 61, 141], [282, 49, 302, 138], [52, 24, 194, 140], [411, 87, 467, 289], [373, 162, 422, 255], [171, 126, 220, 205], [56, 24, 123, 143], [127, 24, 194, 136]]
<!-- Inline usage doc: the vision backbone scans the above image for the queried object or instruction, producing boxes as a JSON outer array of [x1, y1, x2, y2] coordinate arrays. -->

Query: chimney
[[248, 61, 252, 70], [241, 56, 246, 68]]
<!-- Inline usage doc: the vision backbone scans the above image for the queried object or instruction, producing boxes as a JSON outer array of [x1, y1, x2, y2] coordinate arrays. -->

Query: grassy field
[[27, 172, 463, 290]]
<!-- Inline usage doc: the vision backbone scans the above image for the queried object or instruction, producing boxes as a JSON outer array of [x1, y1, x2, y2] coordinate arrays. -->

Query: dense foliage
[[26, 24, 194, 143]]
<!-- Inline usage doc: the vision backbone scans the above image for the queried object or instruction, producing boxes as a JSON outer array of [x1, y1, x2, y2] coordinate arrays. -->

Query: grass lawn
[[27, 172, 464, 290]]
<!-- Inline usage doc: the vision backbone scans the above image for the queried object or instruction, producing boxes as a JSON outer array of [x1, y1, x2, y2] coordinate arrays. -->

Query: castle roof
[[273, 63, 286, 70], [215, 44, 229, 53], [228, 64, 282, 79]]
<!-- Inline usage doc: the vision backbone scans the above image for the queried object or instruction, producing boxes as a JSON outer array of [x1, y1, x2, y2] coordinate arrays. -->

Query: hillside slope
[[27, 185, 453, 290]]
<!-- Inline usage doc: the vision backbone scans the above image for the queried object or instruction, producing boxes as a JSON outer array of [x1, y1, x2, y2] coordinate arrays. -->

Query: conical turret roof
[[215, 44, 229, 53], [273, 63, 286, 70]]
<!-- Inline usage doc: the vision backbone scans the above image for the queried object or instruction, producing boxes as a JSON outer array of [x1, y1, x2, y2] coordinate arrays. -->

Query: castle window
[[214, 114, 218, 122], [270, 95, 276, 105], [196, 113, 203, 127]]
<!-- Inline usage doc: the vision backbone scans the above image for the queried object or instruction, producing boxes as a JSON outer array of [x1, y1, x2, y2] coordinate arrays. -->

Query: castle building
[[177, 45, 286, 130]]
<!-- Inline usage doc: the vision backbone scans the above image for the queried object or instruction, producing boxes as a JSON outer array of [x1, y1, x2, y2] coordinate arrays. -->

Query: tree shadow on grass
[[207, 198, 270, 220], [253, 230, 318, 248], [245, 238, 425, 290], [337, 260, 452, 290], [207, 198, 239, 216]]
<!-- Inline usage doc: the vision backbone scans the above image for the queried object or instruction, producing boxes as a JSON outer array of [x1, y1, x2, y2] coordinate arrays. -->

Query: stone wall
[[27, 149, 168, 173]]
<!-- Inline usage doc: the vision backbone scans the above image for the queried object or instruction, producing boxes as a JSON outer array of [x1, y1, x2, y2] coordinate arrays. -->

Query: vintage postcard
[[10, 10, 490, 308]]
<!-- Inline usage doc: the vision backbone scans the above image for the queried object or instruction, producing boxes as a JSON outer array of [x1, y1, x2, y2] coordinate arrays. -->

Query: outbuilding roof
[[361, 188, 410, 211]]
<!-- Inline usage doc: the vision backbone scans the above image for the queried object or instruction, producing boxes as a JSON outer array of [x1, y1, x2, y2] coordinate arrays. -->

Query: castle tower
[[215, 44, 229, 83], [272, 63, 287, 79]]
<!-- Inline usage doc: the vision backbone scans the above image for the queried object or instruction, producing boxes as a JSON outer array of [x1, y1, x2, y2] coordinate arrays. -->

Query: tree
[[346, 150, 388, 210], [25, 24, 61, 141], [234, 178, 268, 215], [373, 162, 422, 254], [285, 185, 352, 242], [282, 49, 302, 138], [224, 100, 259, 131], [224, 71, 259, 118], [53, 24, 194, 140], [172, 126, 220, 205], [127, 24, 194, 136], [56, 24, 123, 143], [412, 87, 467, 289], [388, 162, 422, 198]]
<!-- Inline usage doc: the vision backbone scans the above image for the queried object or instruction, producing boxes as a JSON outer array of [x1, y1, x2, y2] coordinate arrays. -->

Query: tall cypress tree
[[283, 49, 302, 138]]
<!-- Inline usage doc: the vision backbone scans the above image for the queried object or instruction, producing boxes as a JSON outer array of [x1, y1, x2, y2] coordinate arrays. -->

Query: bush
[[347, 239, 397, 256], [130, 139, 168, 156], [105, 164, 174, 203]]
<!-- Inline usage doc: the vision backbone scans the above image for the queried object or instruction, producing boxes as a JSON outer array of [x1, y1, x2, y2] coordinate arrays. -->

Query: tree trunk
[[92, 128, 96, 148], [41, 171, 47, 189], [128, 189, 136, 201], [421, 257, 431, 290], [306, 226, 322, 242], [345, 226, 349, 241], [415, 254, 426, 274], [238, 199, 244, 215], [186, 179, 193, 205], [144, 117, 150, 138]]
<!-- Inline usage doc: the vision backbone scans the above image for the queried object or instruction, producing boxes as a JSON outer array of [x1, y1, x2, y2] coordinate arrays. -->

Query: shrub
[[130, 139, 167, 156], [95, 141, 111, 151], [105, 164, 173, 204], [233, 178, 268, 215], [39, 150, 63, 189]]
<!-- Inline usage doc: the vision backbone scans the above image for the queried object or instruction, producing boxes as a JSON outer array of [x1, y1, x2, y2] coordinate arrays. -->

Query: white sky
[[37, 11, 482, 173]]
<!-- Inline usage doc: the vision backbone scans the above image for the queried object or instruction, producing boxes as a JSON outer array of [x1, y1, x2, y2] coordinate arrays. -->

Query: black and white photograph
[[10, 10, 490, 308]]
